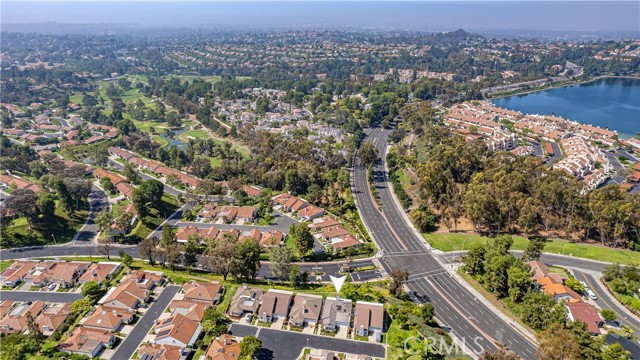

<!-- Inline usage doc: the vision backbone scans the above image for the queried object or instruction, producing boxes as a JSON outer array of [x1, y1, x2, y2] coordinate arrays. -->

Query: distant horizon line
[[4, 0, 638, 2]]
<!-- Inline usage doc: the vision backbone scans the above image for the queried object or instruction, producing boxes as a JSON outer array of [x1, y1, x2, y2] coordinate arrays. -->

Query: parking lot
[[229, 324, 386, 360]]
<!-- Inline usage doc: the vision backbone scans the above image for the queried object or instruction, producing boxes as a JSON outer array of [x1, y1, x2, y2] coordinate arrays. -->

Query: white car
[[244, 313, 253, 323], [587, 290, 598, 300]]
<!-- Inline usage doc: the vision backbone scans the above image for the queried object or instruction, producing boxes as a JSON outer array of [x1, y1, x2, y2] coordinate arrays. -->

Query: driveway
[[302, 323, 315, 334], [336, 326, 349, 339], [229, 324, 386, 360], [0, 290, 82, 303], [271, 317, 285, 329], [109, 285, 180, 360]]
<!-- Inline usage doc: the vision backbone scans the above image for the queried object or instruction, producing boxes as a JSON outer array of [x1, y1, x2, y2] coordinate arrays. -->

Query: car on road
[[587, 289, 598, 300]]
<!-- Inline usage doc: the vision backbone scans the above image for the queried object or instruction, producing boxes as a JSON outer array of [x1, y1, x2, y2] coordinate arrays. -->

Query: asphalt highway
[[353, 128, 538, 359]]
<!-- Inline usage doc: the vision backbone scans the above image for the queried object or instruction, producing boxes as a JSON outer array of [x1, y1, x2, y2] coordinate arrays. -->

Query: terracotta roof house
[[272, 193, 293, 206], [22, 261, 56, 287], [154, 313, 202, 348], [0, 301, 15, 319], [321, 297, 352, 333], [240, 185, 262, 197], [528, 260, 564, 284], [0, 174, 41, 193], [0, 260, 38, 287], [35, 303, 72, 336], [228, 285, 263, 318], [239, 229, 262, 242], [175, 225, 199, 242], [81, 305, 135, 332], [116, 182, 135, 199], [205, 334, 241, 360], [306, 349, 338, 360], [46, 261, 90, 288], [289, 293, 323, 327], [540, 280, 582, 303], [92, 168, 126, 186], [182, 281, 222, 305], [322, 225, 350, 240], [223, 206, 258, 223], [78, 262, 120, 285], [0, 301, 45, 334], [178, 174, 199, 188], [310, 216, 341, 231], [283, 197, 309, 213], [298, 205, 325, 221], [137, 344, 185, 360], [566, 302, 603, 334], [331, 234, 362, 251], [168, 300, 208, 322], [197, 203, 220, 220], [108, 147, 135, 161], [59, 326, 115, 357], [259, 289, 293, 322], [353, 301, 385, 336], [260, 230, 284, 247], [120, 270, 164, 290], [99, 281, 149, 309]]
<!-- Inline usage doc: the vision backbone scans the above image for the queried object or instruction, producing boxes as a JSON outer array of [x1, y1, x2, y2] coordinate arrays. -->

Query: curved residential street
[[72, 184, 109, 244]]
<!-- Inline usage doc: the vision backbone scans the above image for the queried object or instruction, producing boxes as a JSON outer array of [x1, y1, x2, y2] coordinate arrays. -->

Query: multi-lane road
[[353, 127, 538, 359]]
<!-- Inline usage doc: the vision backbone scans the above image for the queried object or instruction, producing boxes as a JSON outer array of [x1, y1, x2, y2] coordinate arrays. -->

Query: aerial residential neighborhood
[[1, 2, 640, 360]]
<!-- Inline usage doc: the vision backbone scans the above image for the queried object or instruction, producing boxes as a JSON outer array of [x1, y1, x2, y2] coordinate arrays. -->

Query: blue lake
[[492, 77, 640, 138]]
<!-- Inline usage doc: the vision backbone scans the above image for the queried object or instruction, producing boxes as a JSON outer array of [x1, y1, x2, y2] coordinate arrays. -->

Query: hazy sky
[[2, 1, 639, 32]]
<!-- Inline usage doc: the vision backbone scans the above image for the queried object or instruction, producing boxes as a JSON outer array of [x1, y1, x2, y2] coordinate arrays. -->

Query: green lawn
[[4, 203, 88, 247], [0, 261, 13, 272], [122, 88, 154, 105], [152, 135, 170, 147], [69, 93, 83, 104], [425, 232, 640, 265], [132, 119, 168, 133], [27, 340, 59, 360], [167, 75, 222, 83], [178, 129, 210, 140], [129, 194, 179, 240]]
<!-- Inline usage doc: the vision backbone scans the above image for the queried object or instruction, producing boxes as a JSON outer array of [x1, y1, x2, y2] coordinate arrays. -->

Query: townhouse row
[[272, 193, 363, 251], [228, 286, 386, 338], [108, 147, 200, 189], [0, 260, 120, 289], [176, 225, 284, 247]]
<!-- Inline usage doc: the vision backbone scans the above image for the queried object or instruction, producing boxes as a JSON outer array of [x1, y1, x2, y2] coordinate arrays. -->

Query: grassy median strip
[[424, 232, 640, 265]]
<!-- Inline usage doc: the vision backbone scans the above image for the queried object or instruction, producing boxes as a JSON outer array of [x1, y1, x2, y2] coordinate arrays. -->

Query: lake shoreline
[[487, 74, 640, 100], [491, 76, 640, 136]]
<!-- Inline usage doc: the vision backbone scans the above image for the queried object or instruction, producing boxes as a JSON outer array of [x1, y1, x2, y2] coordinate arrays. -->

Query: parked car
[[587, 290, 598, 300], [245, 313, 253, 323]]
